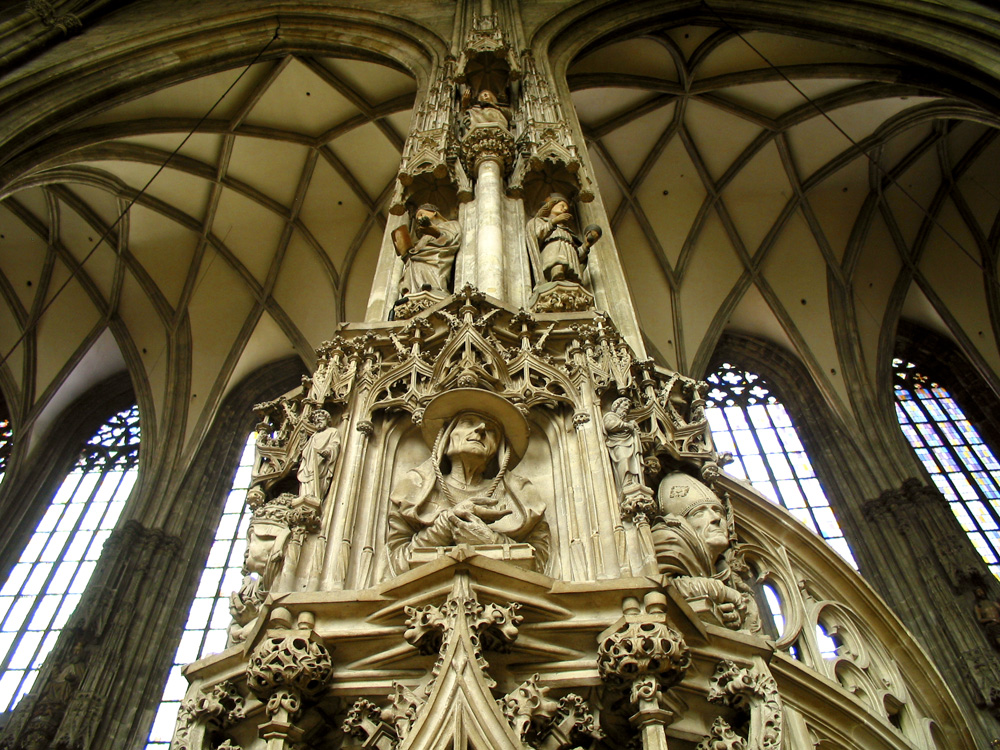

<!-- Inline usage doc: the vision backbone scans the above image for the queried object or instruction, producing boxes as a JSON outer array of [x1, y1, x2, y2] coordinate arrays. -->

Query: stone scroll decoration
[[342, 573, 600, 750], [697, 659, 782, 750]]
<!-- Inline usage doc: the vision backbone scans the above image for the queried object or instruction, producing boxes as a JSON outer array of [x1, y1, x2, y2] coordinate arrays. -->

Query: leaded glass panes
[[146, 433, 255, 749], [0, 404, 139, 712], [893, 358, 1000, 579], [706, 363, 858, 568], [0, 414, 11, 483]]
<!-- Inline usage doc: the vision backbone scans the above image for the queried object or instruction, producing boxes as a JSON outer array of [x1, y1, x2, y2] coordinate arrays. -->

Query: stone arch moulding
[[540, 0, 1000, 108], [0, 5, 444, 178]]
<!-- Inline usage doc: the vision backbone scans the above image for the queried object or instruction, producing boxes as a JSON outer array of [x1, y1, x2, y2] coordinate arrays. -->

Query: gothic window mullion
[[705, 363, 857, 567], [0, 471, 108, 676]]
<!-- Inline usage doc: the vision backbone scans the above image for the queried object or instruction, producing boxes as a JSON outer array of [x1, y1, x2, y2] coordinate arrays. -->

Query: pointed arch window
[[0, 404, 139, 712], [705, 363, 857, 568], [0, 413, 11, 486], [146, 432, 256, 749], [893, 358, 1000, 579]]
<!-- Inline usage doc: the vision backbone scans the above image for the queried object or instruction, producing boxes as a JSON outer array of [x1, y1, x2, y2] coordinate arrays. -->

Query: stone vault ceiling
[[0, 53, 415, 448], [2, 18, 1000, 452], [569, 25, 1000, 414]]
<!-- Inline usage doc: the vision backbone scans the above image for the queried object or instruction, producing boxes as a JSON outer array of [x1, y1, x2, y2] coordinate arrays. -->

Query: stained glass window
[[0, 404, 139, 712], [705, 363, 857, 568], [893, 358, 1000, 579], [0, 413, 11, 485], [145, 433, 255, 749]]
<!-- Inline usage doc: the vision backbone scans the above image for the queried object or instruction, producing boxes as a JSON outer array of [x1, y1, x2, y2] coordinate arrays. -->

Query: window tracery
[[0, 404, 139, 712], [893, 358, 1000, 579], [145, 433, 256, 749], [705, 363, 857, 568], [0, 414, 10, 484]]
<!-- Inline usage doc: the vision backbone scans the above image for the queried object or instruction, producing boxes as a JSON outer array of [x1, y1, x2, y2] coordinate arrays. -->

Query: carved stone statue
[[525, 194, 601, 286], [463, 88, 511, 131], [974, 587, 1000, 650], [393, 204, 461, 298], [296, 408, 341, 503], [651, 471, 761, 633], [603, 397, 643, 490], [228, 493, 320, 644], [384, 388, 550, 576]]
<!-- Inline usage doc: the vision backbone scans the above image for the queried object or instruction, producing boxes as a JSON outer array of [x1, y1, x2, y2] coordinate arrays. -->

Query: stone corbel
[[597, 592, 692, 750], [246, 609, 333, 750]]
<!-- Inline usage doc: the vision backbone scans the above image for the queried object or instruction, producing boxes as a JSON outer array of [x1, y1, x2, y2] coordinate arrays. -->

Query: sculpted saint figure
[[603, 397, 643, 489], [651, 471, 761, 633], [393, 204, 461, 298], [463, 88, 511, 131], [974, 587, 1000, 650], [229, 493, 292, 644], [526, 194, 602, 285], [385, 388, 550, 576], [297, 409, 341, 503]]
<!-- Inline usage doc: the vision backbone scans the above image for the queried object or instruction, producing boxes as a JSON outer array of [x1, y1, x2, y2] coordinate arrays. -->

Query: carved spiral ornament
[[597, 620, 692, 688], [246, 633, 333, 702]]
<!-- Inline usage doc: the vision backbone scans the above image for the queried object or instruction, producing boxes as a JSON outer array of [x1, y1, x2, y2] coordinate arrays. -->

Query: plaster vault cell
[[0, 54, 416, 449], [568, 25, 1000, 398]]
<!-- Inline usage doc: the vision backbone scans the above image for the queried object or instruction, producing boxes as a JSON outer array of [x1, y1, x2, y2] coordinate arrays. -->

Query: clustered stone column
[[861, 478, 1000, 737]]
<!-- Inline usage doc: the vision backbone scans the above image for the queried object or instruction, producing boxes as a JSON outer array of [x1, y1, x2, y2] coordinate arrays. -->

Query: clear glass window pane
[[146, 432, 257, 748], [706, 363, 857, 568], [0, 405, 139, 712]]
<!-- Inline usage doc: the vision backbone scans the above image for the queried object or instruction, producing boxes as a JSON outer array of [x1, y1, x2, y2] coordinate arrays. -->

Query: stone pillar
[[474, 156, 506, 299], [860, 478, 1000, 742]]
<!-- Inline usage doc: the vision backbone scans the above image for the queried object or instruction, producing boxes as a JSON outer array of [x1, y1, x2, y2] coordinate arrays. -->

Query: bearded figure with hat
[[392, 203, 462, 298], [652, 471, 761, 634], [384, 389, 550, 577]]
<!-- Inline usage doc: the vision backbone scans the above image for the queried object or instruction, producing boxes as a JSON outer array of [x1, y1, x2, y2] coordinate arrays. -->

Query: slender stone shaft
[[475, 156, 505, 299]]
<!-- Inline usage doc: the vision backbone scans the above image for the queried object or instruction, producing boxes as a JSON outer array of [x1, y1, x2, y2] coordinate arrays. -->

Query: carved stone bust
[[651, 471, 761, 633], [384, 389, 550, 577]]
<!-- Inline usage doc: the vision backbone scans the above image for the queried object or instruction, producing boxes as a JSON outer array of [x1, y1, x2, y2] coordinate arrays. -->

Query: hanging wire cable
[[699, 0, 992, 277], [0, 24, 282, 373]]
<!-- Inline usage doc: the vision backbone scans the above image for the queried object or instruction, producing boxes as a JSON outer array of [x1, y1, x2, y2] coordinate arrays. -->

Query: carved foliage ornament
[[246, 632, 333, 717], [701, 659, 782, 750]]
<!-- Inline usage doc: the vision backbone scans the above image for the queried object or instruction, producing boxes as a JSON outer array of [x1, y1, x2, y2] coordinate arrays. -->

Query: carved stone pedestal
[[529, 280, 595, 313]]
